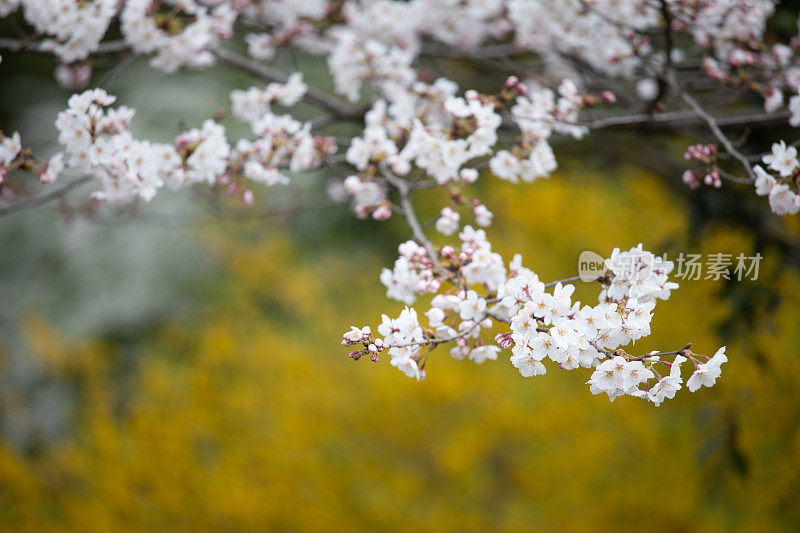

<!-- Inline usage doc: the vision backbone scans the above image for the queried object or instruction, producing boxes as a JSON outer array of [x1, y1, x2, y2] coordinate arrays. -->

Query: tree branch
[[580, 109, 790, 131], [667, 72, 757, 182], [0, 38, 129, 55], [381, 167, 437, 253], [0, 175, 91, 217], [213, 47, 367, 122]]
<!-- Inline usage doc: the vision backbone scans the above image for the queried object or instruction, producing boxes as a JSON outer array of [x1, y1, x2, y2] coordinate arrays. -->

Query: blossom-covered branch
[[5, 0, 800, 406]]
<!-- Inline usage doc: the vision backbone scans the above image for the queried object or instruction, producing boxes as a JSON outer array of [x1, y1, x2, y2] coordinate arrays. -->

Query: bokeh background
[[2, 20, 800, 533]]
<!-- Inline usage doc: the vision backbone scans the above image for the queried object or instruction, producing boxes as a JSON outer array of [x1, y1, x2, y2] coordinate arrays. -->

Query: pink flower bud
[[495, 332, 514, 349], [372, 204, 392, 221], [242, 189, 254, 205], [355, 204, 371, 219]]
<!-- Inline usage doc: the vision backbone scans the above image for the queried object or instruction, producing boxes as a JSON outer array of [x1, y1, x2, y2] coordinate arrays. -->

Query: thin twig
[[667, 72, 757, 182], [387, 314, 489, 349], [381, 167, 436, 253], [0, 38, 128, 55], [0, 175, 91, 217]]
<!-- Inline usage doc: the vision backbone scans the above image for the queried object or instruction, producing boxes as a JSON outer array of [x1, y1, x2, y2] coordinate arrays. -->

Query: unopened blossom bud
[[348, 350, 362, 360], [355, 204, 371, 219], [495, 332, 514, 349], [682, 169, 700, 189], [372, 204, 392, 220], [491, 18, 513, 38], [368, 343, 378, 352], [601, 91, 616, 103], [671, 19, 686, 31], [505, 76, 519, 89], [370, 353, 379, 362], [440, 245, 455, 258], [213, 108, 227, 120], [242, 189, 254, 205], [55, 63, 92, 90]]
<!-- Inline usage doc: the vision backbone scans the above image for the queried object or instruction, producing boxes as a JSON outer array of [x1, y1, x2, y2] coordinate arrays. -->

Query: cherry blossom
[[9, 0, 800, 407], [687, 347, 728, 392]]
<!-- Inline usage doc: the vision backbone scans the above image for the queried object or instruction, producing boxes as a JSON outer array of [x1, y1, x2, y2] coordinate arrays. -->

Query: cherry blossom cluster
[[0, 131, 23, 183], [342, 0, 504, 52], [0, 129, 63, 186], [338, 75, 603, 222], [230, 73, 307, 124], [8, 1, 799, 410], [344, 238, 726, 405], [45, 84, 333, 204], [340, 79, 510, 219], [689, 1, 800, 117], [492, 78, 590, 184], [1, 1, 797, 215], [55, 88, 207, 202], [380, 240, 441, 305], [327, 30, 416, 103], [682, 143, 721, 189], [753, 141, 800, 216], [121, 0, 238, 73], [12, 0, 117, 63], [588, 346, 727, 406]]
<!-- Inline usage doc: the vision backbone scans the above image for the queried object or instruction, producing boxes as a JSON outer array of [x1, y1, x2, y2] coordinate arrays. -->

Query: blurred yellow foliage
[[1, 169, 799, 532]]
